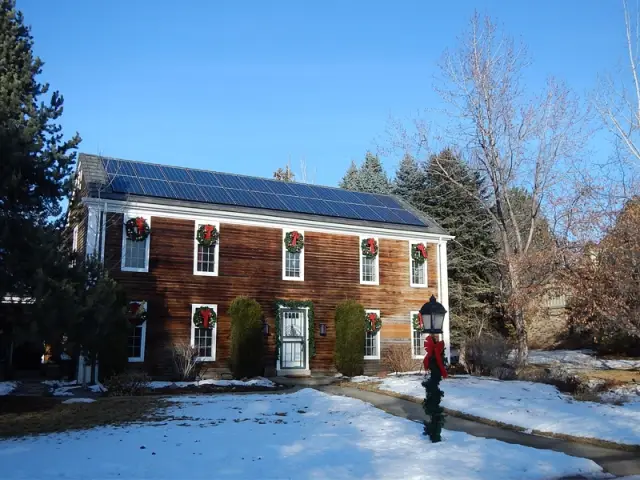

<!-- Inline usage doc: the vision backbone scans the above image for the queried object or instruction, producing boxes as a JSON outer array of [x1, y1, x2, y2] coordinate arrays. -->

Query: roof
[[78, 153, 447, 235]]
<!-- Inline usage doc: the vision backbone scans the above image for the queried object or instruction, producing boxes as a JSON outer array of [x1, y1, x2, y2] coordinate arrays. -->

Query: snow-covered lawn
[[529, 349, 640, 370], [148, 377, 276, 389], [0, 389, 603, 479], [0, 381, 17, 396], [372, 374, 640, 445]]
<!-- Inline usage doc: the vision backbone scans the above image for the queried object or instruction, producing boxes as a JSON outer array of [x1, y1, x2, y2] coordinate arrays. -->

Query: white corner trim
[[83, 197, 454, 243], [359, 236, 379, 286], [438, 240, 451, 362], [409, 241, 428, 288], [128, 300, 147, 363], [121, 212, 151, 273], [72, 225, 79, 252], [193, 220, 220, 277], [364, 309, 381, 360], [410, 311, 424, 359], [191, 303, 218, 362], [282, 228, 305, 281]]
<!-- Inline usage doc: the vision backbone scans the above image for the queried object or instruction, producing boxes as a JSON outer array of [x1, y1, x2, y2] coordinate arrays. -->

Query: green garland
[[127, 301, 148, 327], [284, 231, 304, 253], [125, 217, 150, 242], [365, 311, 382, 332], [422, 354, 446, 443], [192, 306, 217, 329], [196, 224, 219, 248], [361, 238, 378, 258], [274, 299, 315, 362]]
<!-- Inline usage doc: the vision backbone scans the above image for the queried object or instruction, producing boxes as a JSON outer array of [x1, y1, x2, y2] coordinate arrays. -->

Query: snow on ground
[[62, 398, 96, 404], [42, 380, 82, 397], [0, 381, 17, 396], [147, 377, 276, 389], [374, 374, 640, 445], [529, 349, 640, 370], [0, 389, 602, 480]]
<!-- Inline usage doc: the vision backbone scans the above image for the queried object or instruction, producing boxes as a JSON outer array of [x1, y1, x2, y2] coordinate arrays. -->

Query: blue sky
[[20, 0, 625, 187]]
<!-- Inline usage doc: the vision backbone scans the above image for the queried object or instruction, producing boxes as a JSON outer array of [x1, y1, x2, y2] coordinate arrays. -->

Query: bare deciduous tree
[[428, 13, 589, 362]]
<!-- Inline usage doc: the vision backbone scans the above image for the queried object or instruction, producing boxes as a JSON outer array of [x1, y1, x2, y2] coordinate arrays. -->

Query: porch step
[[271, 375, 339, 387]]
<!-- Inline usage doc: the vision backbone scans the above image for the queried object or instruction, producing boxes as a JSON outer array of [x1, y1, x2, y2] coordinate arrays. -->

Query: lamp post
[[419, 295, 448, 443]]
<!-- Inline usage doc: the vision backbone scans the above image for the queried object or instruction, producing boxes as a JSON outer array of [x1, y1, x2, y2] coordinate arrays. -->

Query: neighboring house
[[72, 154, 452, 377]]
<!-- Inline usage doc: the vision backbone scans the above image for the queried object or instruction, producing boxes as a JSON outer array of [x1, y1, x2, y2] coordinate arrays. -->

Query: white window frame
[[410, 310, 425, 359], [128, 301, 147, 363], [364, 308, 381, 360], [72, 225, 79, 252], [121, 213, 151, 273], [359, 236, 379, 285], [409, 242, 428, 288], [193, 220, 220, 276], [190, 303, 217, 362], [282, 229, 305, 281]]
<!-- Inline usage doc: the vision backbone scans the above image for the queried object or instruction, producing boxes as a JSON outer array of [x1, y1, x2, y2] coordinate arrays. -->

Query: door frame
[[276, 306, 310, 377]]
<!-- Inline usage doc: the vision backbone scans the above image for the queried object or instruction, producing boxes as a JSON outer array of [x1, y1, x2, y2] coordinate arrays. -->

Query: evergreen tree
[[273, 164, 295, 182], [339, 152, 391, 194], [393, 153, 427, 206], [0, 0, 80, 300], [418, 149, 499, 346]]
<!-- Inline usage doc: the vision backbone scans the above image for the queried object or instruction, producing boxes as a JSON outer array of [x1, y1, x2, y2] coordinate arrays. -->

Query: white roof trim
[[83, 197, 454, 243]]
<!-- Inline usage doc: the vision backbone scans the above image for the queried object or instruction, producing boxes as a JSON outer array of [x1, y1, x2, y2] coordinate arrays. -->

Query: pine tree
[[339, 152, 391, 194], [418, 149, 499, 346], [273, 164, 295, 182], [393, 153, 427, 206], [0, 0, 81, 300]]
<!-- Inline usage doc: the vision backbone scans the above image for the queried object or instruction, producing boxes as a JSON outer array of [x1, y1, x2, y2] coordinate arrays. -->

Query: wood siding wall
[[104, 213, 439, 377]]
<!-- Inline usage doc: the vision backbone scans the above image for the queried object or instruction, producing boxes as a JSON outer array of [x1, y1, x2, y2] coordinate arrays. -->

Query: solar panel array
[[103, 159, 428, 227]]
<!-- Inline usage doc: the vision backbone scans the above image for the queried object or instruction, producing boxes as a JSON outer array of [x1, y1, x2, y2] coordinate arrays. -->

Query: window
[[121, 214, 150, 272], [193, 221, 220, 276], [410, 242, 427, 287], [191, 304, 217, 361], [72, 226, 79, 252], [411, 311, 425, 358], [128, 301, 147, 362], [282, 229, 304, 281], [364, 309, 381, 360], [360, 236, 379, 285]]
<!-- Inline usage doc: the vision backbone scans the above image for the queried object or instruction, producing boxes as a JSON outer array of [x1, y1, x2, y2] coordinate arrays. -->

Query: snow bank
[[529, 349, 640, 370], [62, 398, 96, 404], [148, 377, 276, 389], [0, 381, 17, 396], [42, 380, 81, 397], [376, 374, 640, 445], [0, 389, 601, 479]]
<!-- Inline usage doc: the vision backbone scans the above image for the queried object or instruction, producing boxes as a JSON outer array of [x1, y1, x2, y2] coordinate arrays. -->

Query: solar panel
[[100, 158, 429, 228], [163, 166, 194, 183]]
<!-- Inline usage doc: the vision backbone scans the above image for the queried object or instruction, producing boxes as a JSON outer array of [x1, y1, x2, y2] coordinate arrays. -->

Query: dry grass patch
[[0, 396, 170, 439]]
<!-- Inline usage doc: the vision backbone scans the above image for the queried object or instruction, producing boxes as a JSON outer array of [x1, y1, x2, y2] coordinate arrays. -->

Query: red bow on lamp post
[[423, 335, 448, 379], [203, 225, 215, 240], [290, 231, 300, 246]]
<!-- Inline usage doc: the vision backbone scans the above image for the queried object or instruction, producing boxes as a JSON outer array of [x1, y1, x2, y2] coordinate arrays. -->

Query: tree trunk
[[513, 309, 528, 367]]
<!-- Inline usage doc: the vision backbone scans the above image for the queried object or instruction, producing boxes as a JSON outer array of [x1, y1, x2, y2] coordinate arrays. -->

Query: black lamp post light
[[419, 295, 448, 443]]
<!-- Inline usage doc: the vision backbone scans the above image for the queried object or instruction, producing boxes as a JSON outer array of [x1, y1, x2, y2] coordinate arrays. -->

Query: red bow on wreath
[[417, 312, 424, 329], [129, 303, 140, 315], [423, 335, 448, 379], [204, 225, 215, 240], [135, 217, 146, 234], [367, 312, 378, 330], [416, 243, 427, 258], [367, 238, 376, 254], [290, 231, 300, 247], [200, 307, 212, 329]]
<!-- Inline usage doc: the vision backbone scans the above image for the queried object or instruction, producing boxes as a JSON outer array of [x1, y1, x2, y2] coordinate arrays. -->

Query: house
[[72, 153, 452, 377]]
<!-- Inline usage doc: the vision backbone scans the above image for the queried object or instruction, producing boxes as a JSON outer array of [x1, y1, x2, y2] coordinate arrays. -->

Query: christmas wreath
[[361, 238, 378, 258], [284, 231, 304, 253], [125, 217, 150, 242], [128, 301, 148, 326], [193, 306, 217, 329], [365, 311, 382, 333], [412, 243, 428, 264], [196, 224, 219, 248], [412, 312, 424, 331]]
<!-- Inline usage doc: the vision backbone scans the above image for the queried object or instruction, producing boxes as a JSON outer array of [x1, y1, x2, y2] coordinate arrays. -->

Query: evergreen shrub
[[334, 300, 366, 376], [229, 297, 264, 379]]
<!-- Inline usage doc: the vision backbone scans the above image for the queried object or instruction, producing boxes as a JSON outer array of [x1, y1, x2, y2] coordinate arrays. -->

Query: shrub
[[382, 344, 416, 374], [104, 371, 150, 396], [460, 334, 513, 377], [170, 341, 200, 381], [229, 297, 264, 379], [334, 300, 366, 377]]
